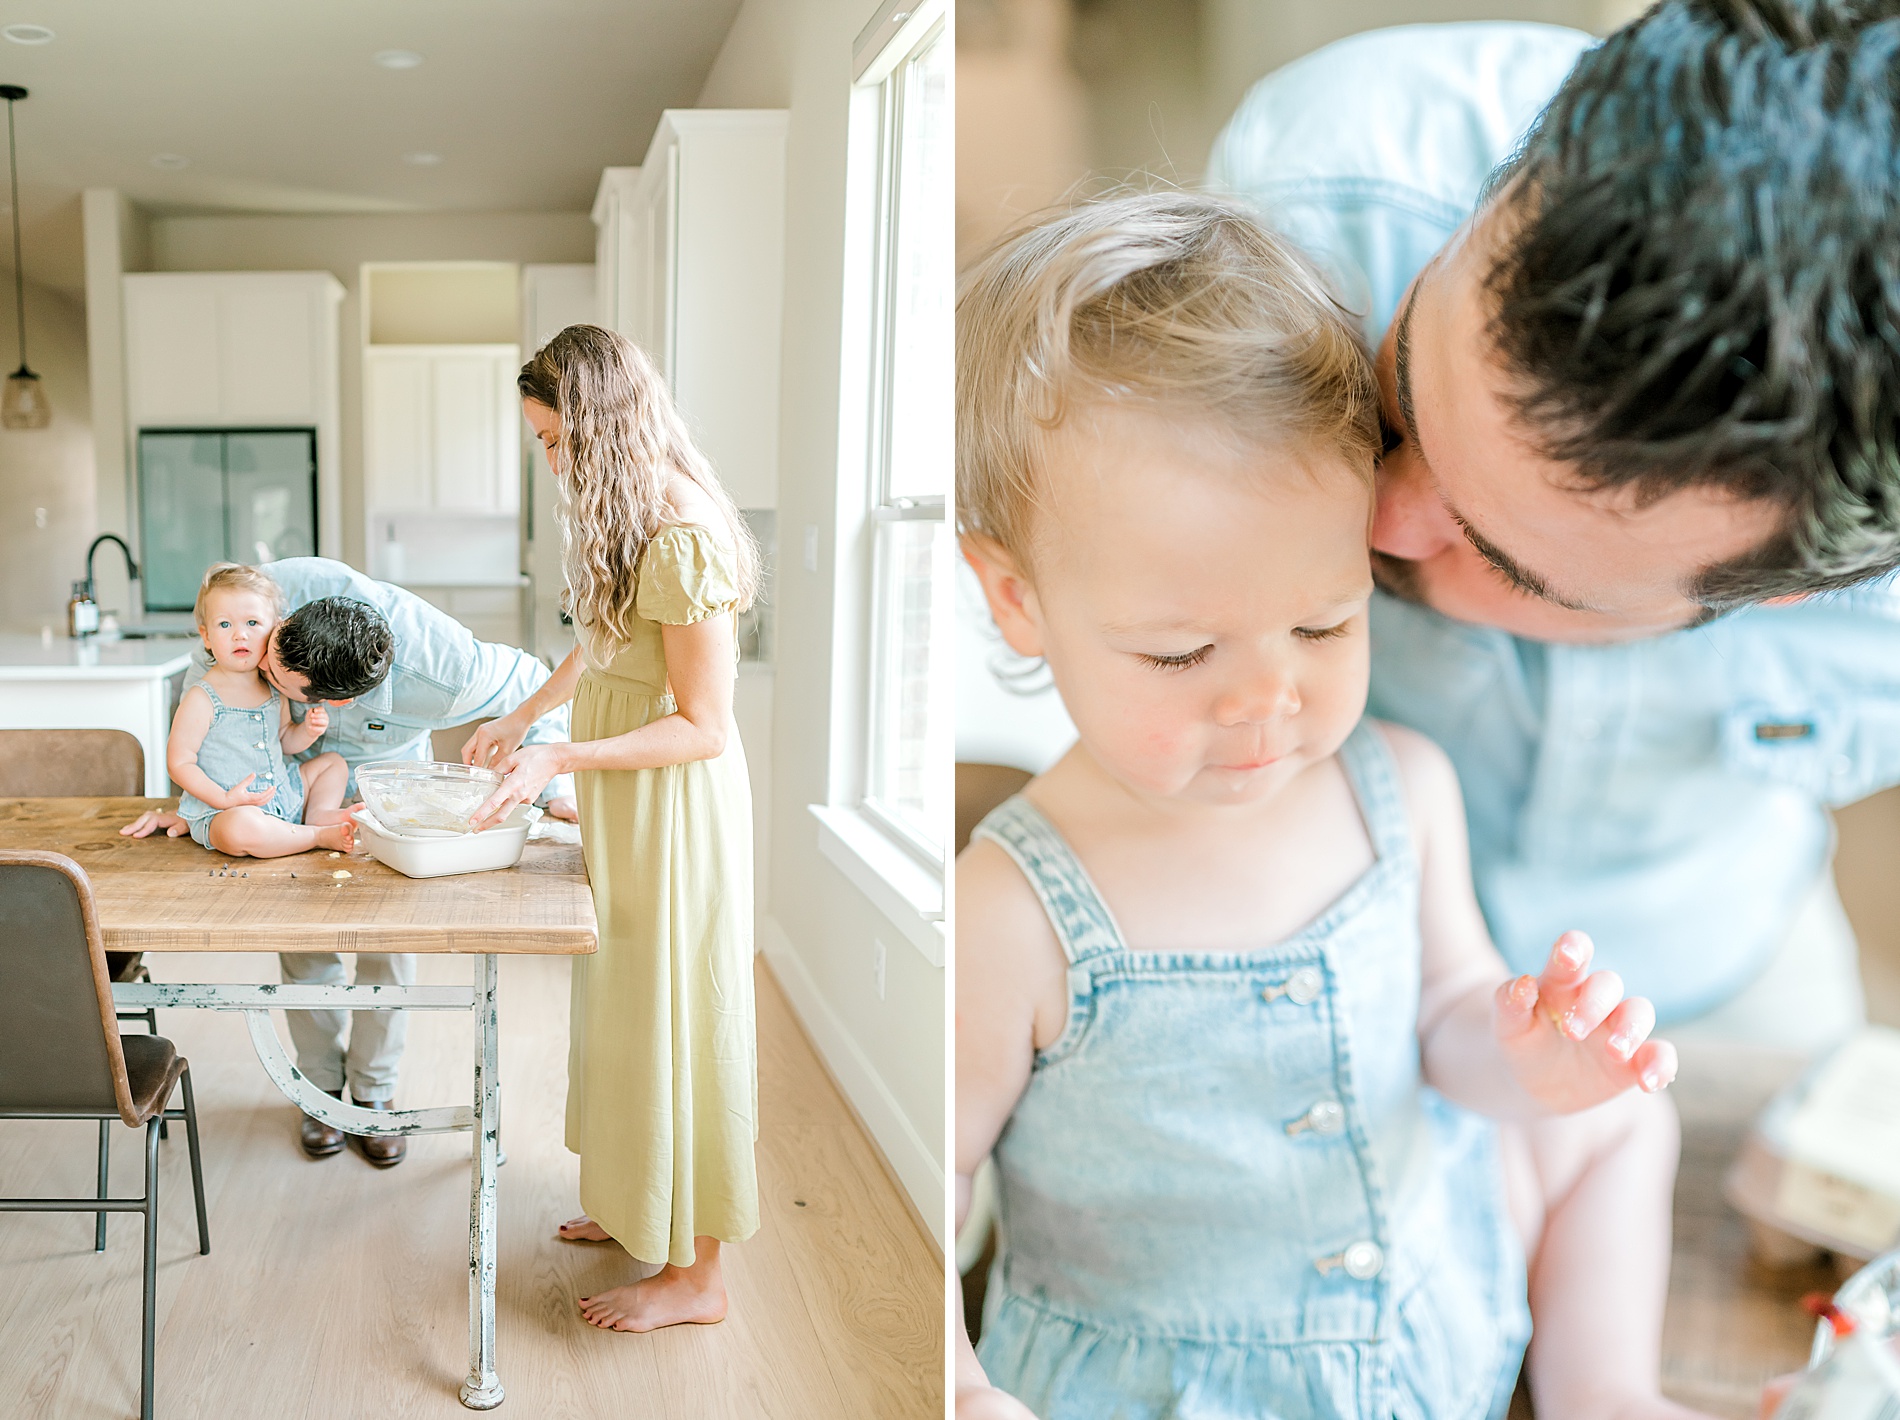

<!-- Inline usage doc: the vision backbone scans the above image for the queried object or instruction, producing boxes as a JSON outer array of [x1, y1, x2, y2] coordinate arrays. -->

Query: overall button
[[1314, 1240, 1384, 1280], [1261, 965, 1323, 1006], [1285, 1098, 1345, 1138]]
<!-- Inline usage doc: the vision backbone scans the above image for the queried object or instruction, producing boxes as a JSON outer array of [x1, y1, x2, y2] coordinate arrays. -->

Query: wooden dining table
[[0, 796, 597, 1411]]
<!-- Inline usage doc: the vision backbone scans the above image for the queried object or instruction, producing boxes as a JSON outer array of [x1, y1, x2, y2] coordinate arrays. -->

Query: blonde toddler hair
[[957, 190, 1381, 570], [194, 562, 285, 628]]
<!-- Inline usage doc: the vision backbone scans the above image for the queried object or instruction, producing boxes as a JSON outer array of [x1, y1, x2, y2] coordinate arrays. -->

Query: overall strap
[[1335, 720, 1416, 869], [969, 796, 1128, 965], [196, 681, 227, 713]]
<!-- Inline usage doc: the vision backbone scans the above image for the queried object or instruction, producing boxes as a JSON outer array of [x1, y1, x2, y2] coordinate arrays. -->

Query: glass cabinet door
[[138, 432, 227, 611], [226, 430, 317, 565]]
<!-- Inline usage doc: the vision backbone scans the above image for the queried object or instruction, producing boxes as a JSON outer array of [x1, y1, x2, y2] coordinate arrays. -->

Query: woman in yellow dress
[[464, 323, 761, 1332]]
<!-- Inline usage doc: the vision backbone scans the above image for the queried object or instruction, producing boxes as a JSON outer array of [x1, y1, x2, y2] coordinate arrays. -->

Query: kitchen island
[[0, 633, 195, 795]]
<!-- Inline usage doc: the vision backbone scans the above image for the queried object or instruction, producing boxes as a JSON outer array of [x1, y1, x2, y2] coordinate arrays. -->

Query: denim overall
[[971, 723, 1530, 1419], [176, 684, 305, 849]]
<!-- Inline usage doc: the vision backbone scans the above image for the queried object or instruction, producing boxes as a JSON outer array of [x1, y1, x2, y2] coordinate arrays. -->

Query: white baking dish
[[350, 803, 540, 879]]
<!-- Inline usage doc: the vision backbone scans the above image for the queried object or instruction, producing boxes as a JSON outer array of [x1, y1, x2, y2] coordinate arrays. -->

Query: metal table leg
[[460, 954, 504, 1409], [116, 969, 510, 1409]]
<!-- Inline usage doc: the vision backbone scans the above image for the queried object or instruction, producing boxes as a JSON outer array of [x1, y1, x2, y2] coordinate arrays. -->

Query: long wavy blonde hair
[[519, 325, 760, 657]]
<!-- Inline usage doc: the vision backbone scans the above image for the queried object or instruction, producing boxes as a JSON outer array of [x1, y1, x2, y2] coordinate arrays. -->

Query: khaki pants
[[277, 951, 415, 1101]]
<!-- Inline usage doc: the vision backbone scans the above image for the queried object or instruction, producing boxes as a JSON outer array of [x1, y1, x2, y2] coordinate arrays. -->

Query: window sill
[[808, 803, 945, 966]]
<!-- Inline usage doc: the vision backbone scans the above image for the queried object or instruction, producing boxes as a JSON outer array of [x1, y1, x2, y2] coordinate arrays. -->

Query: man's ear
[[961, 533, 1046, 659]]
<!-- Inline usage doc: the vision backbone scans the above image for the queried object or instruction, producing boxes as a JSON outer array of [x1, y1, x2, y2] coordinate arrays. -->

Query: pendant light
[[0, 84, 47, 430]]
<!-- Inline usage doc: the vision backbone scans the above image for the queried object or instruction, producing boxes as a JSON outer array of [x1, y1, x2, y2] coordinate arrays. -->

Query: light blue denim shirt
[[1210, 22, 1900, 1021], [183, 558, 573, 804]]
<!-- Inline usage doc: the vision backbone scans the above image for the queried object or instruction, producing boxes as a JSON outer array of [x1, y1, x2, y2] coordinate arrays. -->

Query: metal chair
[[0, 729, 159, 1032], [0, 850, 210, 1420]]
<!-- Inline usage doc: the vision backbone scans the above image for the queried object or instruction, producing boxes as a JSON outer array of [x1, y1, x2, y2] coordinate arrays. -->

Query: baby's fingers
[[1494, 975, 1542, 1044], [1601, 996, 1656, 1063], [1630, 1037, 1678, 1094], [1556, 969, 1624, 1042]]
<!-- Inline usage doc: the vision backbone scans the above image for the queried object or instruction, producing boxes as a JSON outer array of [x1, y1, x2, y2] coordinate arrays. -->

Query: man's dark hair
[[274, 597, 394, 700], [1486, 0, 1900, 606]]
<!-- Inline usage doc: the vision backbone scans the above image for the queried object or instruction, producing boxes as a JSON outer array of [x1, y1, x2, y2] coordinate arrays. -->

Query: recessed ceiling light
[[403, 151, 441, 166], [373, 49, 423, 69], [3, 24, 54, 45], [150, 154, 189, 170]]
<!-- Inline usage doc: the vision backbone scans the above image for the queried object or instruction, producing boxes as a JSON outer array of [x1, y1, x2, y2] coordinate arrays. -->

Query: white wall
[[0, 277, 98, 630], [698, 0, 946, 1243], [148, 211, 593, 570]]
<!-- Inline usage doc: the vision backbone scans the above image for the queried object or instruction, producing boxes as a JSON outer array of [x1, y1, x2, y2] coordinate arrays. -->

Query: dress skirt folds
[[565, 523, 759, 1267]]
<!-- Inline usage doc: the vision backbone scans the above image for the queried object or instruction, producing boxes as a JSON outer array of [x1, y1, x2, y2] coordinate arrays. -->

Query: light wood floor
[[0, 952, 942, 1419]]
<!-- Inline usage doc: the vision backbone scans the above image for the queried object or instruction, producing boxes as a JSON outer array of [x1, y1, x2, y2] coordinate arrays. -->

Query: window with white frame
[[857, 0, 951, 871]]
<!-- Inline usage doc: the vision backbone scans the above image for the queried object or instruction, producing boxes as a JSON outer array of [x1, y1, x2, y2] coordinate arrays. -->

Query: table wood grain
[[0, 797, 597, 956]]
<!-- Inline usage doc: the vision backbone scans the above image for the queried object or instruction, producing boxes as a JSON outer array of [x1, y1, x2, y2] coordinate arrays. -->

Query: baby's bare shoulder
[[1366, 718, 1466, 848], [957, 833, 1071, 1044]]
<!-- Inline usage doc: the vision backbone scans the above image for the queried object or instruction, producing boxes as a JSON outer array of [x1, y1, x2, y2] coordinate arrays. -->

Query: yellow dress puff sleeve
[[633, 524, 740, 626]]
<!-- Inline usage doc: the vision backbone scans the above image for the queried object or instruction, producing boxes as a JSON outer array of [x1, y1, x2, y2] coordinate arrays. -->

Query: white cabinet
[[122, 270, 344, 557], [593, 110, 787, 509], [362, 345, 520, 516]]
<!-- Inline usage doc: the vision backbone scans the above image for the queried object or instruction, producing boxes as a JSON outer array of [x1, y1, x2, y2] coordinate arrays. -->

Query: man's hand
[[1494, 930, 1677, 1115], [120, 808, 188, 838]]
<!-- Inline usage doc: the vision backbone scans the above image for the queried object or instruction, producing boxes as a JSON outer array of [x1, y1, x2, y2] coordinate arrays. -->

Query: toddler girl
[[956, 194, 1698, 1420], [167, 562, 354, 857]]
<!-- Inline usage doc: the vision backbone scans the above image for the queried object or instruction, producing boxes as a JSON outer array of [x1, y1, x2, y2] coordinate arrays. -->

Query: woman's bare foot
[[579, 1236, 726, 1333], [557, 1215, 613, 1243]]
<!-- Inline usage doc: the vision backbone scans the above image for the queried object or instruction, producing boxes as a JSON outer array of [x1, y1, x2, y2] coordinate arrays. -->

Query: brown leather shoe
[[300, 1088, 345, 1158], [350, 1096, 407, 1168]]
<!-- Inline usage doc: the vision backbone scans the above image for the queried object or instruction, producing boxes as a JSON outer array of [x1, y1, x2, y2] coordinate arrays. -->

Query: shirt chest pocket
[[1718, 702, 1900, 806]]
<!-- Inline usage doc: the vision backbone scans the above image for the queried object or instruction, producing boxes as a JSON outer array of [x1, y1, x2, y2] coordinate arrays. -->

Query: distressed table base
[[116, 955, 508, 1410]]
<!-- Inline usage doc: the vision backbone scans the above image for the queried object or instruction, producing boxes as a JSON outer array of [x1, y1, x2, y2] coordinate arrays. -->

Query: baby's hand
[[221, 773, 277, 810], [302, 704, 329, 735], [1494, 930, 1677, 1115]]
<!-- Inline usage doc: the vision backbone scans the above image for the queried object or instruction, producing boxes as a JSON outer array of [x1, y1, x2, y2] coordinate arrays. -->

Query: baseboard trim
[[760, 915, 945, 1250]]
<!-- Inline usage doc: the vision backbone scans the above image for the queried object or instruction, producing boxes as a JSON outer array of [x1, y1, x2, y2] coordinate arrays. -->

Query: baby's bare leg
[[298, 752, 353, 826], [208, 805, 353, 858], [1503, 1091, 1714, 1420]]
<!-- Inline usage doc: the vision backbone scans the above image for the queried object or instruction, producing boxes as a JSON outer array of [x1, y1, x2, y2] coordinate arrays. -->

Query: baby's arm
[[280, 699, 327, 755], [1390, 722, 1676, 1119], [166, 685, 276, 812], [955, 834, 1068, 1420]]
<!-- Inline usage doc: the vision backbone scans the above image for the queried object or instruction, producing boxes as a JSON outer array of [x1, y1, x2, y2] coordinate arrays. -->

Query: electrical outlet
[[803, 524, 819, 573], [873, 938, 887, 1001], [32, 506, 46, 529]]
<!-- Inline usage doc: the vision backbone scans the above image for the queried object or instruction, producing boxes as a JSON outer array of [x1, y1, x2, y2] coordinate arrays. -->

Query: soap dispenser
[[66, 580, 98, 638]]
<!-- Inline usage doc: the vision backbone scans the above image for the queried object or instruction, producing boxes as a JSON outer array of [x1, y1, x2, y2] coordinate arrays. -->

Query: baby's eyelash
[[1295, 622, 1352, 642], [1137, 646, 1212, 671]]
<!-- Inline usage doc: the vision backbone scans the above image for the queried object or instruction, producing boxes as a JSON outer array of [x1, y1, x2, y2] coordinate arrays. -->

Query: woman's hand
[[468, 743, 566, 831], [463, 712, 531, 772], [1494, 930, 1678, 1115]]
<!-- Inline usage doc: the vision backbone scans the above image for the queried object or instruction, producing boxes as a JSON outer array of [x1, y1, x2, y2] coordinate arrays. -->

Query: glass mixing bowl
[[354, 760, 505, 837]]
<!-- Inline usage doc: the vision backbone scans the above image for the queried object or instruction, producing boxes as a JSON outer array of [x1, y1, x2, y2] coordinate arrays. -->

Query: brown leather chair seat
[[118, 1035, 187, 1125]]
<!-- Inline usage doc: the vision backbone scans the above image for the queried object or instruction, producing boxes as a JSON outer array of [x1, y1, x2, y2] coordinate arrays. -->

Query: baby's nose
[[1214, 665, 1301, 726]]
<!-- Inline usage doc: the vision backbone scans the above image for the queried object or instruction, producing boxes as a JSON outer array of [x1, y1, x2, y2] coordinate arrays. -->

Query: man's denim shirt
[[1210, 22, 1900, 1020], [184, 557, 573, 804]]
